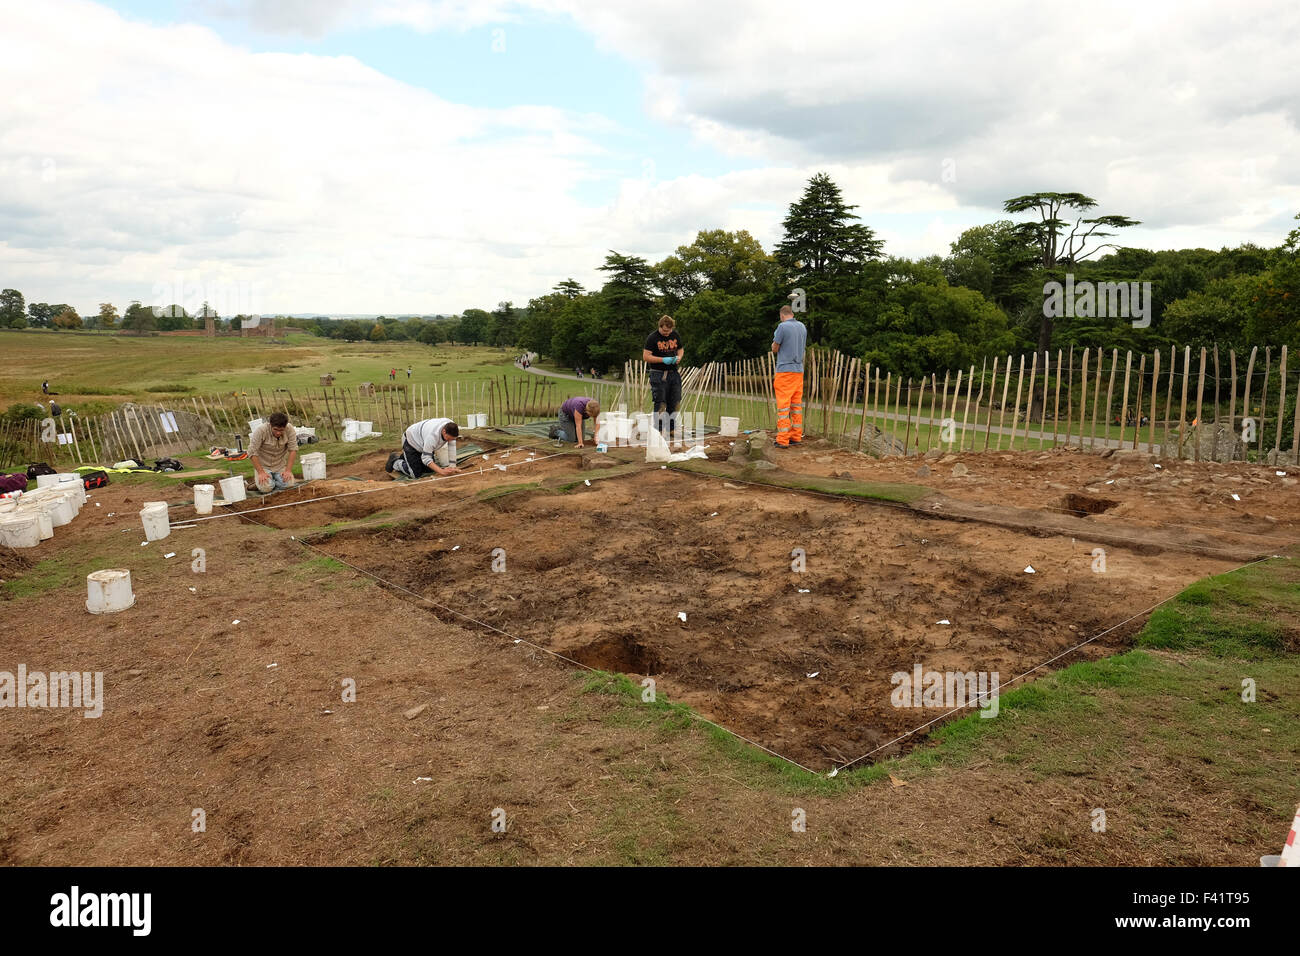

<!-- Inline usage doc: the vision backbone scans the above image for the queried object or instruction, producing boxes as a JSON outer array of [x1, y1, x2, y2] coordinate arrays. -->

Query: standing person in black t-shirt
[[643, 315, 684, 441]]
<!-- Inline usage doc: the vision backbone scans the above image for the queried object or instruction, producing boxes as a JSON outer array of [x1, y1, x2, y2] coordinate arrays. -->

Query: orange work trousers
[[773, 371, 804, 446]]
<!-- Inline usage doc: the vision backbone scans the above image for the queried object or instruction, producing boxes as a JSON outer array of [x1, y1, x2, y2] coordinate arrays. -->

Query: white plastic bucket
[[36, 473, 61, 489], [194, 484, 215, 514], [45, 494, 76, 527], [55, 473, 84, 501], [34, 510, 53, 540], [301, 452, 326, 480], [359, 421, 373, 436], [477, 413, 488, 428], [86, 569, 134, 614], [49, 479, 84, 510], [342, 420, 363, 442], [140, 501, 170, 541], [0, 515, 41, 548], [634, 412, 652, 440], [720, 416, 740, 437], [219, 476, 246, 503]]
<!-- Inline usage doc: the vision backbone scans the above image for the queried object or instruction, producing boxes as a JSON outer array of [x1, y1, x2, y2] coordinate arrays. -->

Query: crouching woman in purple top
[[550, 396, 601, 447]]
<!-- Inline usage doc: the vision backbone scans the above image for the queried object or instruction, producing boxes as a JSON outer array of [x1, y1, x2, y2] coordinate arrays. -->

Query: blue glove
[[662, 356, 676, 366]]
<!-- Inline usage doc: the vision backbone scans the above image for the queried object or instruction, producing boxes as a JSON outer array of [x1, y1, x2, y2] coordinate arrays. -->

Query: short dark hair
[[443, 421, 459, 438], [269, 411, 289, 428]]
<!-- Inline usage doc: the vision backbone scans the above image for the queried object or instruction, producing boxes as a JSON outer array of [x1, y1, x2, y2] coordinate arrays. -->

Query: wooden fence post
[[1274, 345, 1288, 460]]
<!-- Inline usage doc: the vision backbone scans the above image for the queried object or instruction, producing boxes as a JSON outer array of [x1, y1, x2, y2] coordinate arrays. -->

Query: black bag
[[26, 462, 57, 479], [82, 470, 110, 490], [153, 457, 184, 472]]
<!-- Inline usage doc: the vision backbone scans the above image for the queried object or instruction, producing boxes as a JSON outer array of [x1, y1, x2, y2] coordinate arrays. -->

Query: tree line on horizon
[[3, 175, 1297, 378]]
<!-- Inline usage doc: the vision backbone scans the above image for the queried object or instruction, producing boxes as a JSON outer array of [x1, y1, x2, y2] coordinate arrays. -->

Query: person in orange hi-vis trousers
[[770, 304, 808, 447]]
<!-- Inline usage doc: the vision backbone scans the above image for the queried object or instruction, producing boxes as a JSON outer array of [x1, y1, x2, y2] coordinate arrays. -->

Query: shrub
[[1, 402, 44, 424]]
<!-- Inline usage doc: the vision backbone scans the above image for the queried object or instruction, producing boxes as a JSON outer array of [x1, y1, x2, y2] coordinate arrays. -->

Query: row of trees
[[5, 176, 1296, 377], [509, 178, 1298, 378], [0, 295, 219, 333], [0, 289, 509, 345], [0, 293, 96, 330]]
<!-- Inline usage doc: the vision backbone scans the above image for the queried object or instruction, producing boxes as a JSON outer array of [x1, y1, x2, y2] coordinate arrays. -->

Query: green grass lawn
[[0, 329, 522, 411]]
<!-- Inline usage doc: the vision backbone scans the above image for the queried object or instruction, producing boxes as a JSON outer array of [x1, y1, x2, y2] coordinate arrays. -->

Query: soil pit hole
[[1061, 493, 1121, 516], [565, 634, 661, 674]]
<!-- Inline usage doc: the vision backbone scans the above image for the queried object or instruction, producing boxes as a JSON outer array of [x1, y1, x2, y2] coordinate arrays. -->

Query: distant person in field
[[406, 366, 412, 379], [550, 397, 600, 447], [771, 304, 807, 448], [387, 417, 460, 478], [644, 315, 684, 441], [250, 411, 298, 492], [41, 380, 49, 395]]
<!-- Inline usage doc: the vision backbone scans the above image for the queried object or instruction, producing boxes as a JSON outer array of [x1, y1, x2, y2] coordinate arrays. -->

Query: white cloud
[[0, 0, 668, 312], [194, 0, 526, 38], [552, 0, 1300, 240], [3, 0, 1299, 317]]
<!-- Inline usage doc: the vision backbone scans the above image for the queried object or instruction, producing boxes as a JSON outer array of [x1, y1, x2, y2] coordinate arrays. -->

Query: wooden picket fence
[[611, 344, 1298, 463], [0, 377, 560, 470], [3, 345, 1294, 469]]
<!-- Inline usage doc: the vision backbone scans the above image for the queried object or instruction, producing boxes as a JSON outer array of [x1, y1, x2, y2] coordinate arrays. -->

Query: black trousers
[[401, 439, 435, 478], [650, 370, 681, 436]]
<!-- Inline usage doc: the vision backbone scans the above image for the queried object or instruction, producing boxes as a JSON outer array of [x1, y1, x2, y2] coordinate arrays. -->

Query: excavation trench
[[317, 467, 1241, 769]]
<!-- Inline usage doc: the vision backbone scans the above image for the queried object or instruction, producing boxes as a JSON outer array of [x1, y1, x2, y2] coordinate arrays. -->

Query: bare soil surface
[[2, 439, 1295, 865], [318, 466, 1240, 769], [796, 440, 1300, 551]]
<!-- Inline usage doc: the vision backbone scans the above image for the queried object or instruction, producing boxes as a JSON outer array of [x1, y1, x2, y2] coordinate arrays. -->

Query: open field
[[0, 330, 533, 411], [2, 425, 1298, 865]]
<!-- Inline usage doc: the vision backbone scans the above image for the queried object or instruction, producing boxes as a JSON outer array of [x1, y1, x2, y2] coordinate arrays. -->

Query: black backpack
[[26, 462, 57, 479], [153, 458, 184, 472]]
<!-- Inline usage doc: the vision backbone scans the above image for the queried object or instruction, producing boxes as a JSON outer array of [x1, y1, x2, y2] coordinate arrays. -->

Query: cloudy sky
[[2, 0, 1297, 316]]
